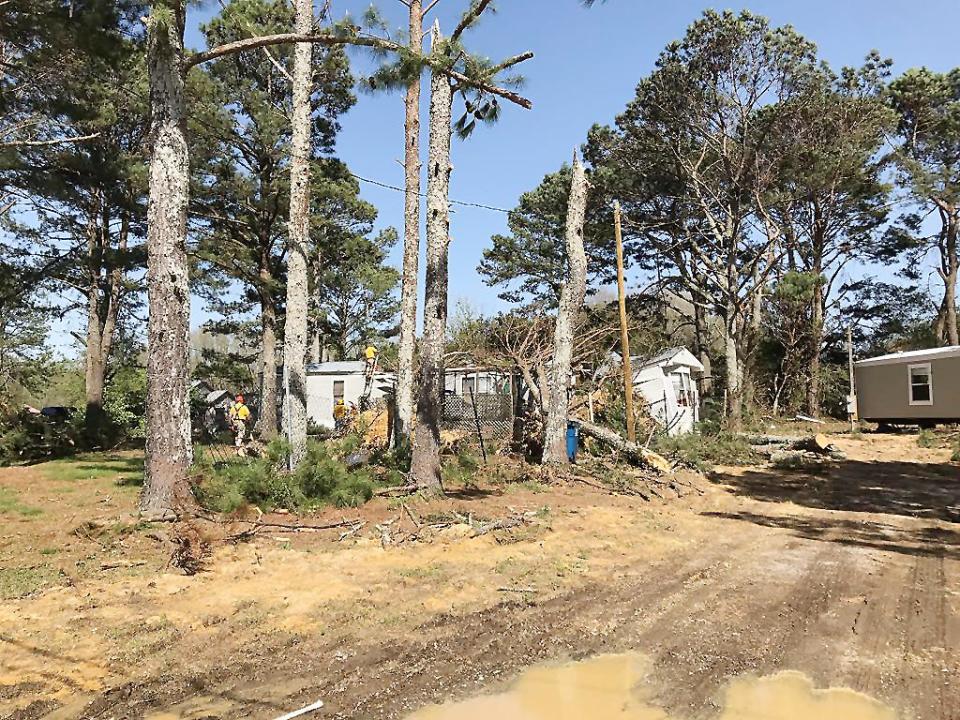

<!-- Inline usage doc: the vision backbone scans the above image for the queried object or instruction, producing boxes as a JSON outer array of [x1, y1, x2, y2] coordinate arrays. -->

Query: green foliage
[[0, 408, 82, 465], [194, 439, 376, 513], [102, 367, 147, 443], [916, 429, 936, 449], [479, 165, 615, 308], [650, 432, 760, 472]]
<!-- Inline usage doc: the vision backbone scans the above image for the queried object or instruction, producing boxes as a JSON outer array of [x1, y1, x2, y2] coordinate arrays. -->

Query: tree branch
[[186, 32, 534, 109], [451, 0, 494, 42], [0, 132, 100, 148]]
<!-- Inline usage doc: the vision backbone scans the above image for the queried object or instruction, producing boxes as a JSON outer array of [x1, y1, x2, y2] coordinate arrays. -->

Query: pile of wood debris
[[745, 433, 847, 466]]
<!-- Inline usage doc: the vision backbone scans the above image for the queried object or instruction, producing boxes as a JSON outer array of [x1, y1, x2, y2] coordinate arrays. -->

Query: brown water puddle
[[405, 653, 898, 720]]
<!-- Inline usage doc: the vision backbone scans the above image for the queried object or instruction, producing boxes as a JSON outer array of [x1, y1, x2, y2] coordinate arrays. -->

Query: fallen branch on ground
[[100, 560, 147, 570], [374, 483, 418, 497], [578, 421, 672, 473]]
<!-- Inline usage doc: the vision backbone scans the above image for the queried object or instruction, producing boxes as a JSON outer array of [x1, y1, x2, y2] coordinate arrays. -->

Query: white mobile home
[[443, 367, 513, 397], [306, 361, 394, 430], [631, 347, 704, 436], [854, 346, 960, 426]]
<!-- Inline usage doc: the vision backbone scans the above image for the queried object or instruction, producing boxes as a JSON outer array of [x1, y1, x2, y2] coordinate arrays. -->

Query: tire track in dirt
[[74, 531, 750, 719], [37, 508, 960, 720]]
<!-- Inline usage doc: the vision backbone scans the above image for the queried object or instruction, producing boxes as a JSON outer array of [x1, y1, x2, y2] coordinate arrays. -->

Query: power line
[[348, 172, 511, 214]]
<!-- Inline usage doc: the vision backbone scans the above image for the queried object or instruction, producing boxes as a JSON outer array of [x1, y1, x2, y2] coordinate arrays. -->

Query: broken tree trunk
[[578, 420, 672, 474], [409, 23, 452, 493], [282, 0, 314, 470], [393, 0, 424, 449], [140, 2, 193, 520], [542, 153, 588, 464]]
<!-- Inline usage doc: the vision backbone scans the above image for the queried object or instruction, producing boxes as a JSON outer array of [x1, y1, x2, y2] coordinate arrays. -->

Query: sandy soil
[[0, 432, 958, 719]]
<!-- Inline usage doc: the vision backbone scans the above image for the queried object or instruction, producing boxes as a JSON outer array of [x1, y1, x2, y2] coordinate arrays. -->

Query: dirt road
[[1, 434, 958, 719]]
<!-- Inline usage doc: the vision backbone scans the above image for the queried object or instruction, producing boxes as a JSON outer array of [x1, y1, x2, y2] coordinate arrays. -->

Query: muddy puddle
[[405, 653, 898, 720]]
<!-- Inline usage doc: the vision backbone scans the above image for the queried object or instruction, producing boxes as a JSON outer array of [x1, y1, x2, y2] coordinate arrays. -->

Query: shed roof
[[634, 346, 705, 373], [306, 361, 367, 375], [204, 389, 232, 405], [855, 346, 960, 368]]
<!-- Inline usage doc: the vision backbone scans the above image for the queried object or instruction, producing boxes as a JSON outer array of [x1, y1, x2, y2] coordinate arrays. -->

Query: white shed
[[629, 347, 704, 436], [306, 361, 394, 430], [443, 367, 513, 397]]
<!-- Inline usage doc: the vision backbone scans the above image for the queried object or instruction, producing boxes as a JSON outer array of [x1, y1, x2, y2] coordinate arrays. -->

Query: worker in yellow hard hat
[[228, 394, 251, 457], [333, 398, 347, 431], [364, 344, 378, 376]]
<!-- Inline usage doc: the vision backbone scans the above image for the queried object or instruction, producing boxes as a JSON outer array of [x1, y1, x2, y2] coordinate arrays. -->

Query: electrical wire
[[348, 172, 511, 213]]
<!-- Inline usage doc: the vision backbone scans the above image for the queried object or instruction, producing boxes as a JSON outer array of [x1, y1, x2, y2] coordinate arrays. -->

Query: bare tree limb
[[0, 132, 100, 148]]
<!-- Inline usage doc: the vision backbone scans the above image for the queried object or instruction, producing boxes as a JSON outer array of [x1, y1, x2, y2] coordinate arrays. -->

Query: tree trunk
[[84, 196, 107, 443], [410, 32, 451, 492], [943, 212, 959, 346], [806, 280, 824, 416], [724, 313, 743, 431], [542, 154, 588, 465], [84, 206, 126, 445], [258, 277, 279, 440], [310, 329, 321, 364], [578, 420, 671, 473], [282, 0, 314, 469], [140, 2, 193, 519], [393, 0, 423, 448], [693, 302, 712, 395]]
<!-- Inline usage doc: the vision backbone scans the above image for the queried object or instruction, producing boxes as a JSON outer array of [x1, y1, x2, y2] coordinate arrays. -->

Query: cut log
[[741, 434, 803, 446], [578, 421, 671, 473], [794, 433, 834, 454]]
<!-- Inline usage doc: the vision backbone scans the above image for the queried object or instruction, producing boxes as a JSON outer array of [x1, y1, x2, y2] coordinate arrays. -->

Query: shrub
[[0, 407, 82, 465], [193, 439, 377, 513], [330, 475, 374, 508], [916, 429, 936, 448]]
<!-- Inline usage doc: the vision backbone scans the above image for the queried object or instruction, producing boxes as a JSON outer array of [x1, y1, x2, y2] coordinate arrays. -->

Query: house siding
[[855, 356, 960, 420]]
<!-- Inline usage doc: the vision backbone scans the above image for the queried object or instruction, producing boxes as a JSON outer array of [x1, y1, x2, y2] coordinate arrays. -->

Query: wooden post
[[468, 387, 488, 464], [847, 325, 857, 433], [614, 201, 636, 443]]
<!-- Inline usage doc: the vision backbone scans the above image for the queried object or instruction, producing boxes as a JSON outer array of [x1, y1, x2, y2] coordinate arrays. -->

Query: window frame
[[907, 362, 934, 406], [333, 380, 345, 403]]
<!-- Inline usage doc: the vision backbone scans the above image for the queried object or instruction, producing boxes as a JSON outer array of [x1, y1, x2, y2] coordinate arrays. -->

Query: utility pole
[[614, 201, 636, 443], [846, 324, 857, 433]]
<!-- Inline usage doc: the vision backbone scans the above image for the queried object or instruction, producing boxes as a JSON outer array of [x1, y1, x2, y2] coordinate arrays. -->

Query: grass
[[0, 486, 42, 517], [40, 453, 144, 486], [0, 565, 61, 598]]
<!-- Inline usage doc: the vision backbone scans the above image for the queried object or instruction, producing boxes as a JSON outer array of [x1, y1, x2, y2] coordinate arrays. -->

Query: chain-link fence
[[441, 392, 514, 439]]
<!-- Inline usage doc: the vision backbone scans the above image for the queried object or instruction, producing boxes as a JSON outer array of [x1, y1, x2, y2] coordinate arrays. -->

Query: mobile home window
[[333, 380, 345, 403], [462, 377, 475, 395], [908, 363, 933, 406]]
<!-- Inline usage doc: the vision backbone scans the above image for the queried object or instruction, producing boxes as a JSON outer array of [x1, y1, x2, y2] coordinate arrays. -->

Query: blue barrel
[[566, 422, 579, 462]]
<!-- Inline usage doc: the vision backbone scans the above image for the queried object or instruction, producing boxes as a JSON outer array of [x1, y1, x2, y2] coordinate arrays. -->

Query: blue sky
[[183, 0, 960, 327]]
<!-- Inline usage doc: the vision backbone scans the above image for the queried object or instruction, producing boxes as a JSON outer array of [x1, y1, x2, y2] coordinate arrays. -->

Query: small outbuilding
[[632, 347, 704, 436], [854, 346, 960, 426], [306, 361, 394, 431], [599, 347, 704, 436]]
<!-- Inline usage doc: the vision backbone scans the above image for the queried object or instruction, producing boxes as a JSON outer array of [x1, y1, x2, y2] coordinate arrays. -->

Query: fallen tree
[[578, 420, 673, 473]]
